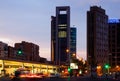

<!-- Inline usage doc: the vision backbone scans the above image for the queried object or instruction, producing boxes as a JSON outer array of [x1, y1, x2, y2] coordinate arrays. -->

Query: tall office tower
[[87, 6, 109, 70], [51, 6, 70, 65], [108, 19, 120, 67], [70, 27, 77, 59], [15, 41, 40, 61]]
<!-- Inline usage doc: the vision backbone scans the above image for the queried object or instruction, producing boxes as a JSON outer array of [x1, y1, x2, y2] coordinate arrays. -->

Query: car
[[35, 73, 46, 78], [55, 73, 61, 77], [48, 73, 60, 78], [25, 73, 42, 78]]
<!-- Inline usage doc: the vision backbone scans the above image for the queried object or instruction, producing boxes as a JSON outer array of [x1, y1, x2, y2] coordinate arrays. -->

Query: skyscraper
[[51, 6, 70, 65], [87, 6, 109, 72], [70, 27, 77, 59], [108, 19, 120, 67]]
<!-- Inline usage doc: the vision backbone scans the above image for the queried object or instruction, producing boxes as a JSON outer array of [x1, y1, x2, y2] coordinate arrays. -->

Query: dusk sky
[[0, 0, 120, 61]]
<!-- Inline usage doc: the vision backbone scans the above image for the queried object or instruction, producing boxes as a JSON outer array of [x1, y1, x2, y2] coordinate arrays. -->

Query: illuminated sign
[[70, 63, 78, 69], [108, 19, 120, 23]]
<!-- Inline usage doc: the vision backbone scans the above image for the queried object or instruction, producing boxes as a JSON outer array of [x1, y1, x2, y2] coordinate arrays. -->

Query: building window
[[58, 31, 66, 38], [60, 11, 67, 14], [58, 24, 67, 29]]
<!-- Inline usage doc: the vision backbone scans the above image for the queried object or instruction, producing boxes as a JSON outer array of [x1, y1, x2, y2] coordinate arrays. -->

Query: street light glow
[[66, 49, 69, 53]]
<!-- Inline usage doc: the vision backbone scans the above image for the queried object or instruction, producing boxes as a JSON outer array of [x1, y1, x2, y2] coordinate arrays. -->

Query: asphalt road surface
[[10, 77, 119, 81]]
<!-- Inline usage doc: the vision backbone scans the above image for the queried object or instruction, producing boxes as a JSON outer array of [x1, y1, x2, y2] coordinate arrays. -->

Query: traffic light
[[104, 64, 110, 69], [17, 49, 23, 55], [68, 67, 71, 73]]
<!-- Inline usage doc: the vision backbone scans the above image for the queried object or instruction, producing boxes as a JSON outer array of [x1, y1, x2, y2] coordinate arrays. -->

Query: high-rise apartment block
[[108, 19, 120, 67], [87, 6, 109, 68], [51, 6, 70, 65]]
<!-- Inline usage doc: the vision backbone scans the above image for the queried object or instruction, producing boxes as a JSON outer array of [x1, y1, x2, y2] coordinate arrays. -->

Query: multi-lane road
[[1, 75, 119, 81], [10, 77, 119, 81]]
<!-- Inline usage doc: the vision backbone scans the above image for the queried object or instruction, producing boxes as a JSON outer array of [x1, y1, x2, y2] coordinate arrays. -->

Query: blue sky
[[0, 0, 120, 60]]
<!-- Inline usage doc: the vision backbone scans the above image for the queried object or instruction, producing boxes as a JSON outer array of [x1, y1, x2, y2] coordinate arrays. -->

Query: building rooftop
[[108, 19, 120, 24]]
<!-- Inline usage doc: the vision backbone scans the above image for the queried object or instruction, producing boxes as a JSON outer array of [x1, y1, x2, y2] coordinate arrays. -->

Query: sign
[[70, 63, 78, 69]]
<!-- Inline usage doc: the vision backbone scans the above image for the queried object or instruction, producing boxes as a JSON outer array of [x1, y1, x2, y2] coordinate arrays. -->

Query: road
[[10, 77, 119, 81], [0, 76, 119, 81]]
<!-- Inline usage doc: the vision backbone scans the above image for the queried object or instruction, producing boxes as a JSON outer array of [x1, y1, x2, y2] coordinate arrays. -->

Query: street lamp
[[97, 65, 102, 76], [66, 49, 70, 63], [116, 65, 119, 72], [66, 49, 71, 75], [66, 49, 69, 53], [116, 65, 119, 68], [72, 53, 75, 57], [79, 57, 83, 61]]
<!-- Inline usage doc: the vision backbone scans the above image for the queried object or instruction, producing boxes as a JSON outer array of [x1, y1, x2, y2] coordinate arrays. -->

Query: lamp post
[[116, 65, 119, 72], [66, 49, 71, 76], [58, 38, 61, 73], [66, 49, 70, 64], [66, 49, 69, 53], [72, 53, 76, 58], [97, 65, 102, 76]]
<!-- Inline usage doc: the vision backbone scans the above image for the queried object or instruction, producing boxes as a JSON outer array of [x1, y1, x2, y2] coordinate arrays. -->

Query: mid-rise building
[[8, 46, 15, 59], [15, 41, 40, 61], [51, 6, 70, 65], [87, 6, 109, 70], [0, 41, 8, 59], [108, 19, 120, 67]]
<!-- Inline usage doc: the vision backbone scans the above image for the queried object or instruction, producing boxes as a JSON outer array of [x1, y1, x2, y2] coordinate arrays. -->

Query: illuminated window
[[60, 11, 67, 14], [58, 24, 67, 26], [58, 31, 66, 38], [58, 24, 67, 29]]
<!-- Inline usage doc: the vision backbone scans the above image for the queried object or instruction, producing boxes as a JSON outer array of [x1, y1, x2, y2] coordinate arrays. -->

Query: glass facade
[[70, 27, 76, 58]]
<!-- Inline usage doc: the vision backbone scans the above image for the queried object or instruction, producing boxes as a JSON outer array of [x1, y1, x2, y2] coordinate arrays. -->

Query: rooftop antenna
[[73, 25, 75, 27]]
